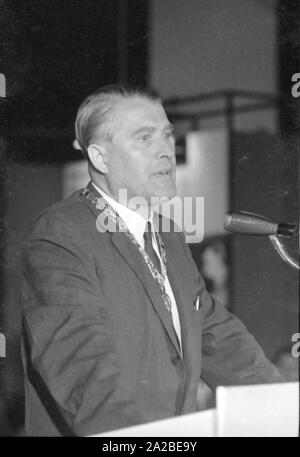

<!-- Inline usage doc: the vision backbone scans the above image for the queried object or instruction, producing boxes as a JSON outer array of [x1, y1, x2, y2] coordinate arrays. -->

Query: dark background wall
[[231, 131, 298, 357], [278, 0, 300, 135], [0, 0, 150, 434], [150, 0, 278, 132]]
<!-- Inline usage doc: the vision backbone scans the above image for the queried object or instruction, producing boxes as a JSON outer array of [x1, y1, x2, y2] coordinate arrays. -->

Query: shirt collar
[[91, 182, 156, 247]]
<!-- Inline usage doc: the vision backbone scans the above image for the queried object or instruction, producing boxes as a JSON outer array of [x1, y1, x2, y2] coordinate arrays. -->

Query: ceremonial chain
[[82, 187, 172, 313]]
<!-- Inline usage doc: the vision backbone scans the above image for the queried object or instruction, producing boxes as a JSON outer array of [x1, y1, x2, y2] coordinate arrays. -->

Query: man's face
[[103, 96, 176, 205]]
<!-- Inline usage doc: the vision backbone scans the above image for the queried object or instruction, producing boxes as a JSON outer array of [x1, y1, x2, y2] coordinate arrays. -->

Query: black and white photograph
[[0, 0, 299, 440]]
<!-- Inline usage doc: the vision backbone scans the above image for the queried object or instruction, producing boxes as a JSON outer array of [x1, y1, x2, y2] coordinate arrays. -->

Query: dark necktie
[[144, 222, 181, 351], [143, 222, 161, 274]]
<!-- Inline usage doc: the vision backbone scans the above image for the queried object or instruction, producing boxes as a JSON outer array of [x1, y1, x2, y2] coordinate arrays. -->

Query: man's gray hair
[[75, 84, 161, 160]]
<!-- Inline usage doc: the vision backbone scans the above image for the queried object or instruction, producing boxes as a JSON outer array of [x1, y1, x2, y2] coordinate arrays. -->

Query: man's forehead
[[113, 96, 169, 128]]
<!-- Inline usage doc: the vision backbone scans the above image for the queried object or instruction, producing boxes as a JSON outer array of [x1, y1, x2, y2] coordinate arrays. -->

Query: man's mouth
[[155, 168, 172, 176]]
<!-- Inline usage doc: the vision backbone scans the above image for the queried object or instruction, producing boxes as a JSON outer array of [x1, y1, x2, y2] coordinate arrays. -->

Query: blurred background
[[0, 0, 299, 435]]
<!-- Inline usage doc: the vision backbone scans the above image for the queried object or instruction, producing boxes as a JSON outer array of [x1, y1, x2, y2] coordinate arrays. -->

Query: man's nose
[[157, 137, 175, 159]]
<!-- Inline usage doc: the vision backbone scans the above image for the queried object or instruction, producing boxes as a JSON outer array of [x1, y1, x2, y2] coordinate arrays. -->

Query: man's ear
[[87, 144, 108, 174]]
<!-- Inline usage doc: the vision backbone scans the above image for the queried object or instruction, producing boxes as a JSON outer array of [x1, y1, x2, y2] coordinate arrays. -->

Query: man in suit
[[21, 84, 283, 436]]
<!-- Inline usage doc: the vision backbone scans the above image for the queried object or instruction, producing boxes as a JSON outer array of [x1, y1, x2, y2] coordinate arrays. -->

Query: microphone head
[[224, 212, 296, 237], [224, 212, 277, 235], [224, 213, 233, 231]]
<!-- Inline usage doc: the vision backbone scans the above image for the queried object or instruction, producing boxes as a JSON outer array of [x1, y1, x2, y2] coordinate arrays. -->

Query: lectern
[[91, 382, 298, 437]]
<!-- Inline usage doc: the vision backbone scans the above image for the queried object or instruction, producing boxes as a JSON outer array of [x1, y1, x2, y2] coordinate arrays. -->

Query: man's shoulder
[[23, 188, 93, 241]]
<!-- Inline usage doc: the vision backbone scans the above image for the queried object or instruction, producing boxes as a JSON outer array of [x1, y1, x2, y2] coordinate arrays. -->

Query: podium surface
[[216, 381, 298, 437], [91, 382, 298, 437]]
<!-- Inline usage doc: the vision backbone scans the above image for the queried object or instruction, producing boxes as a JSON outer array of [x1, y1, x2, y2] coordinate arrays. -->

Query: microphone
[[224, 211, 296, 237]]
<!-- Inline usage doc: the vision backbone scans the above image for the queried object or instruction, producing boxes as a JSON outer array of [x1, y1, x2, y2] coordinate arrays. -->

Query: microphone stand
[[269, 235, 299, 271]]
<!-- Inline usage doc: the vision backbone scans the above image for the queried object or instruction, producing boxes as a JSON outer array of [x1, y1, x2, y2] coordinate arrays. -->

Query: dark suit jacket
[[21, 182, 282, 436]]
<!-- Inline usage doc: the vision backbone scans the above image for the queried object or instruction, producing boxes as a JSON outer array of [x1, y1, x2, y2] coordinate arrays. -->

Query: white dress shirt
[[92, 182, 182, 351]]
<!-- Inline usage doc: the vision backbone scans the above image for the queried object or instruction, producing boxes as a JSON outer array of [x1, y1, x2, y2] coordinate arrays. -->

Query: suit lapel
[[80, 182, 181, 355], [161, 231, 193, 361], [111, 233, 181, 355]]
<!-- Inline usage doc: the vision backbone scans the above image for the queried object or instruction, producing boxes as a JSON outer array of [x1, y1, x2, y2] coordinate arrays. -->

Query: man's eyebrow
[[132, 126, 156, 135], [164, 123, 174, 132], [132, 123, 174, 136]]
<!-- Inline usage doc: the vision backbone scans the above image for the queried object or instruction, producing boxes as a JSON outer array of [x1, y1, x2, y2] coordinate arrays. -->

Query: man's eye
[[139, 135, 150, 142], [165, 132, 175, 142]]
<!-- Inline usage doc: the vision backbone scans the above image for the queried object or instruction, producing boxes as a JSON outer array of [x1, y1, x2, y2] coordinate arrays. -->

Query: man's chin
[[148, 187, 177, 207]]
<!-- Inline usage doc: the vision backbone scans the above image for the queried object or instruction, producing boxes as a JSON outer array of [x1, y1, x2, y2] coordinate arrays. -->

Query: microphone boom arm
[[269, 235, 299, 271]]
